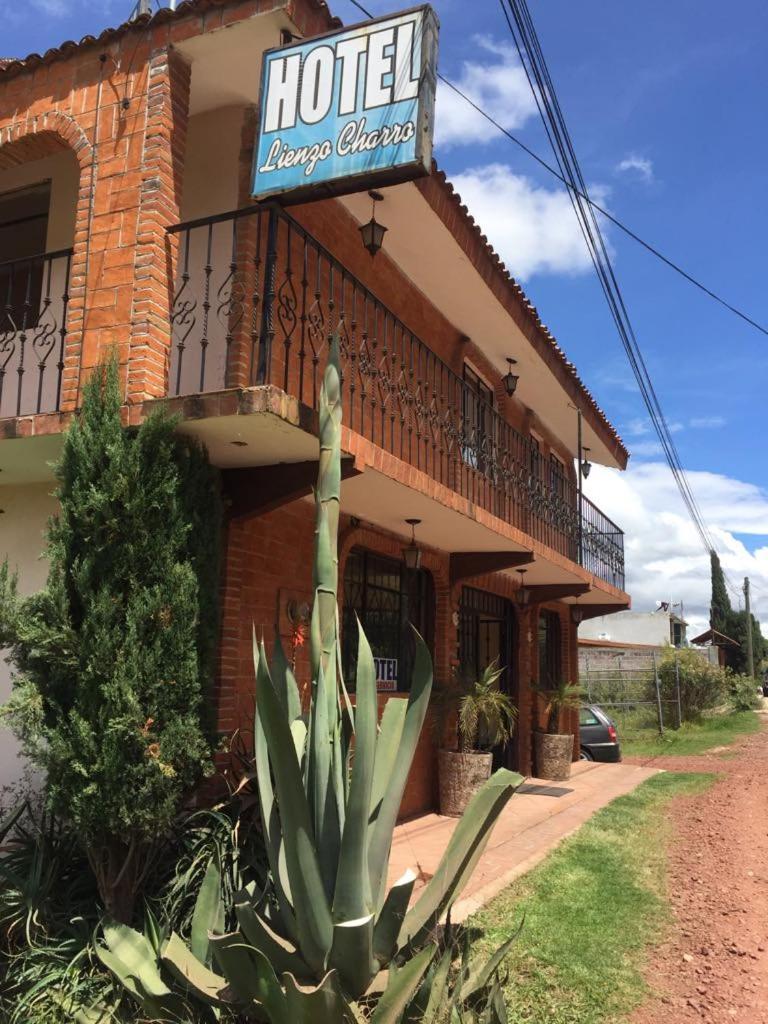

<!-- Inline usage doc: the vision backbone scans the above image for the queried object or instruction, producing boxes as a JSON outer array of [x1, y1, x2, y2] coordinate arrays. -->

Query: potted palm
[[438, 659, 517, 816], [534, 679, 582, 781]]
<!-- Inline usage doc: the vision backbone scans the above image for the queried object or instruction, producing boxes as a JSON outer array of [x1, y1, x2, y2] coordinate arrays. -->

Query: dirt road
[[628, 721, 768, 1023]]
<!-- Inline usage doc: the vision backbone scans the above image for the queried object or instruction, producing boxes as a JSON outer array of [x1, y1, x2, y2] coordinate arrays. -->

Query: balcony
[[167, 204, 624, 591], [0, 249, 72, 420]]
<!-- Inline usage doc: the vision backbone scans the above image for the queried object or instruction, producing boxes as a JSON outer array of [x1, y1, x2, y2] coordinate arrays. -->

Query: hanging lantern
[[359, 190, 387, 257], [503, 357, 519, 397], [581, 446, 592, 479], [402, 518, 422, 571]]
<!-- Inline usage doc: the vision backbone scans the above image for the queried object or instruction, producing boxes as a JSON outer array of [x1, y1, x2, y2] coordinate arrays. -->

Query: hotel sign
[[252, 6, 439, 201]]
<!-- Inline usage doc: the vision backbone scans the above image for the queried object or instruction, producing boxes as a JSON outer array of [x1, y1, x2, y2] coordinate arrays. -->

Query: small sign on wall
[[252, 6, 439, 202], [375, 657, 399, 691]]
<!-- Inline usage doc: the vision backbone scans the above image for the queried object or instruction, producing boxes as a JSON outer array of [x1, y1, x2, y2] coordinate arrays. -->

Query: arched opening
[[0, 134, 80, 418]]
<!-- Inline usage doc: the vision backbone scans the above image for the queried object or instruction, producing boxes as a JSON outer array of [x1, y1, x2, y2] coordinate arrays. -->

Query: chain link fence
[[580, 650, 683, 743]]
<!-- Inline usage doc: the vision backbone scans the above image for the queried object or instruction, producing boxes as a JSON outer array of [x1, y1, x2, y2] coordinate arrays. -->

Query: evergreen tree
[[724, 608, 766, 675], [710, 550, 731, 632], [0, 356, 221, 921]]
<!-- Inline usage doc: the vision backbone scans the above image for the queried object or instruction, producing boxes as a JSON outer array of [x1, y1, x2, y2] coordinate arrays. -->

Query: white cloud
[[449, 163, 611, 280], [690, 415, 726, 429], [616, 154, 654, 183], [585, 462, 768, 638], [434, 37, 537, 150]]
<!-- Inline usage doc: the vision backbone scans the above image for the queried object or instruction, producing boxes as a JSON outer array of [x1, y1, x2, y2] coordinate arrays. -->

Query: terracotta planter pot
[[438, 749, 493, 817], [534, 732, 574, 782]]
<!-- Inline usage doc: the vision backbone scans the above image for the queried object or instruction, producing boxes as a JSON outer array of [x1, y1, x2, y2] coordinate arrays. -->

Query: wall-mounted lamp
[[503, 357, 519, 397], [580, 446, 592, 479], [402, 518, 422, 571], [514, 568, 530, 606], [359, 190, 387, 257]]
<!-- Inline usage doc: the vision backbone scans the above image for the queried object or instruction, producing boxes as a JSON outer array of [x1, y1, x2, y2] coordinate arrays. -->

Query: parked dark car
[[579, 704, 621, 762]]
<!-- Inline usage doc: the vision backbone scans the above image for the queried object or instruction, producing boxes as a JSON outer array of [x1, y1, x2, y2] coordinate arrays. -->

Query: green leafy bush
[[726, 672, 761, 712], [653, 648, 727, 722]]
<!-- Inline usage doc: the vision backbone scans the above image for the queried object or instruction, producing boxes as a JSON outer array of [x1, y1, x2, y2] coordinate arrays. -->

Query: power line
[[343, 0, 768, 338], [345, 0, 745, 595], [498, 0, 720, 561]]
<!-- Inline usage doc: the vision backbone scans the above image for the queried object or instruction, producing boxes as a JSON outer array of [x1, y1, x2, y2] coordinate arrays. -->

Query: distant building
[[578, 605, 689, 673]]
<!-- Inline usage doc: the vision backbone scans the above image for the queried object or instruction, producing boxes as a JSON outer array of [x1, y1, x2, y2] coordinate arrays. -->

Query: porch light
[[402, 518, 422, 571], [514, 568, 530, 606], [581, 447, 592, 479], [571, 605, 584, 624], [359, 190, 387, 257], [503, 357, 519, 397]]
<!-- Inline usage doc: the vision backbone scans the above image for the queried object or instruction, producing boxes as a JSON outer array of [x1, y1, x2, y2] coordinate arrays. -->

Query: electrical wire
[[345, 0, 746, 596], [343, 0, 768, 338]]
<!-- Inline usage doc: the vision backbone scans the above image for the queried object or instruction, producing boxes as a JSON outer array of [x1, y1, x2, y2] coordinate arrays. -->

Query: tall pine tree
[[0, 356, 221, 921], [710, 550, 731, 632]]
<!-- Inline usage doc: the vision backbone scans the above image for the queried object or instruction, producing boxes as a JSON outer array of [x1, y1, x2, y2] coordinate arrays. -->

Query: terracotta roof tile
[[0, 0, 338, 80]]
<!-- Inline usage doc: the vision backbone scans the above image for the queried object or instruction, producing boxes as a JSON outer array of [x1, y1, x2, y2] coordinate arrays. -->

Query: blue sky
[[5, 0, 768, 630]]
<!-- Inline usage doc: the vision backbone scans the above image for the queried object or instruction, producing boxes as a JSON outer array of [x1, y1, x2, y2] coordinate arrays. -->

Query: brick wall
[[217, 495, 582, 818]]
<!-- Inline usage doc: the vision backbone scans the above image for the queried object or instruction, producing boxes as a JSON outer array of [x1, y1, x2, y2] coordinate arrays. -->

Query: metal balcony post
[[256, 205, 279, 385]]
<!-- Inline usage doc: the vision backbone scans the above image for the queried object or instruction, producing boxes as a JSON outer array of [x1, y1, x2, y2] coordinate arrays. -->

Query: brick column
[[128, 46, 191, 403]]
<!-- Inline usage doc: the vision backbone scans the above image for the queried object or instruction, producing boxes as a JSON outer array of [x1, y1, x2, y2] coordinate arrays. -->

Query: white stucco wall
[[579, 610, 674, 647], [0, 482, 58, 794]]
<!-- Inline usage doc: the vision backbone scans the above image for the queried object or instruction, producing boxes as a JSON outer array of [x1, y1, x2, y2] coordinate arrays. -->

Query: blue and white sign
[[252, 6, 439, 201]]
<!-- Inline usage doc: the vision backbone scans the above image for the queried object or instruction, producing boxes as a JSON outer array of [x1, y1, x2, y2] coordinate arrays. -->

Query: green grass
[[619, 709, 760, 757], [469, 772, 715, 1024]]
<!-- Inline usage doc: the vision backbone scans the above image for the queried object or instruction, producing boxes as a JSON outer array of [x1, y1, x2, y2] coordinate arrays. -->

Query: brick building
[[0, 0, 630, 816]]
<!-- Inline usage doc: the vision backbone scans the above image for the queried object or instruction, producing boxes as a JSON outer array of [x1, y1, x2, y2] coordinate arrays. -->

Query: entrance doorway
[[458, 587, 518, 770]]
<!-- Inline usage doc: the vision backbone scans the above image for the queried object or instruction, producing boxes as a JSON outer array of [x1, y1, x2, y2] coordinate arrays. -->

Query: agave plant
[[97, 337, 523, 1023]]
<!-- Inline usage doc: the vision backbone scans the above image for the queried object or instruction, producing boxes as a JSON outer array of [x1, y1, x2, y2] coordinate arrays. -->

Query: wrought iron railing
[[581, 495, 625, 591], [0, 248, 72, 418], [167, 205, 624, 589]]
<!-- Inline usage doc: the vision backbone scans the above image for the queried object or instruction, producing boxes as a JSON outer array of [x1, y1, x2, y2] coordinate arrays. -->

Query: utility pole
[[744, 577, 755, 679]]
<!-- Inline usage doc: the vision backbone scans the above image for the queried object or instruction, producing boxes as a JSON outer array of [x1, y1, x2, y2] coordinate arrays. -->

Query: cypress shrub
[[0, 356, 221, 921]]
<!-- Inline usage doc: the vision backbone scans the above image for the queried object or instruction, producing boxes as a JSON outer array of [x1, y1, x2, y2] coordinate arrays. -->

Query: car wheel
[[579, 748, 594, 761]]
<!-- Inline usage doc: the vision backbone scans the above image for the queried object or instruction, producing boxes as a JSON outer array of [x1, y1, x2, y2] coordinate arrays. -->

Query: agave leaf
[[458, 926, 521, 1004], [369, 944, 436, 1024], [407, 942, 452, 1024], [333, 619, 377, 921], [100, 921, 172, 999], [369, 695, 406, 831], [291, 718, 308, 761], [272, 629, 303, 723], [372, 868, 416, 966], [190, 854, 224, 965], [368, 630, 433, 908], [398, 770, 522, 951], [253, 634, 297, 941], [162, 932, 231, 1006], [235, 894, 312, 979], [254, 639, 333, 973], [328, 913, 376, 1001], [211, 931, 288, 1021], [306, 648, 340, 901], [282, 968, 357, 1024]]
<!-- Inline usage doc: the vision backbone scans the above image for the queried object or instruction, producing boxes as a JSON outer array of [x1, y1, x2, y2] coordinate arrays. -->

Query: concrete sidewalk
[[389, 760, 659, 922]]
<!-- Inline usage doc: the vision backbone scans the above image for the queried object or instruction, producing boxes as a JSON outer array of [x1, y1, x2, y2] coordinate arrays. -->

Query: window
[[549, 453, 567, 499], [0, 181, 52, 331], [537, 609, 561, 687], [342, 548, 434, 693], [462, 364, 495, 474], [579, 707, 600, 727]]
